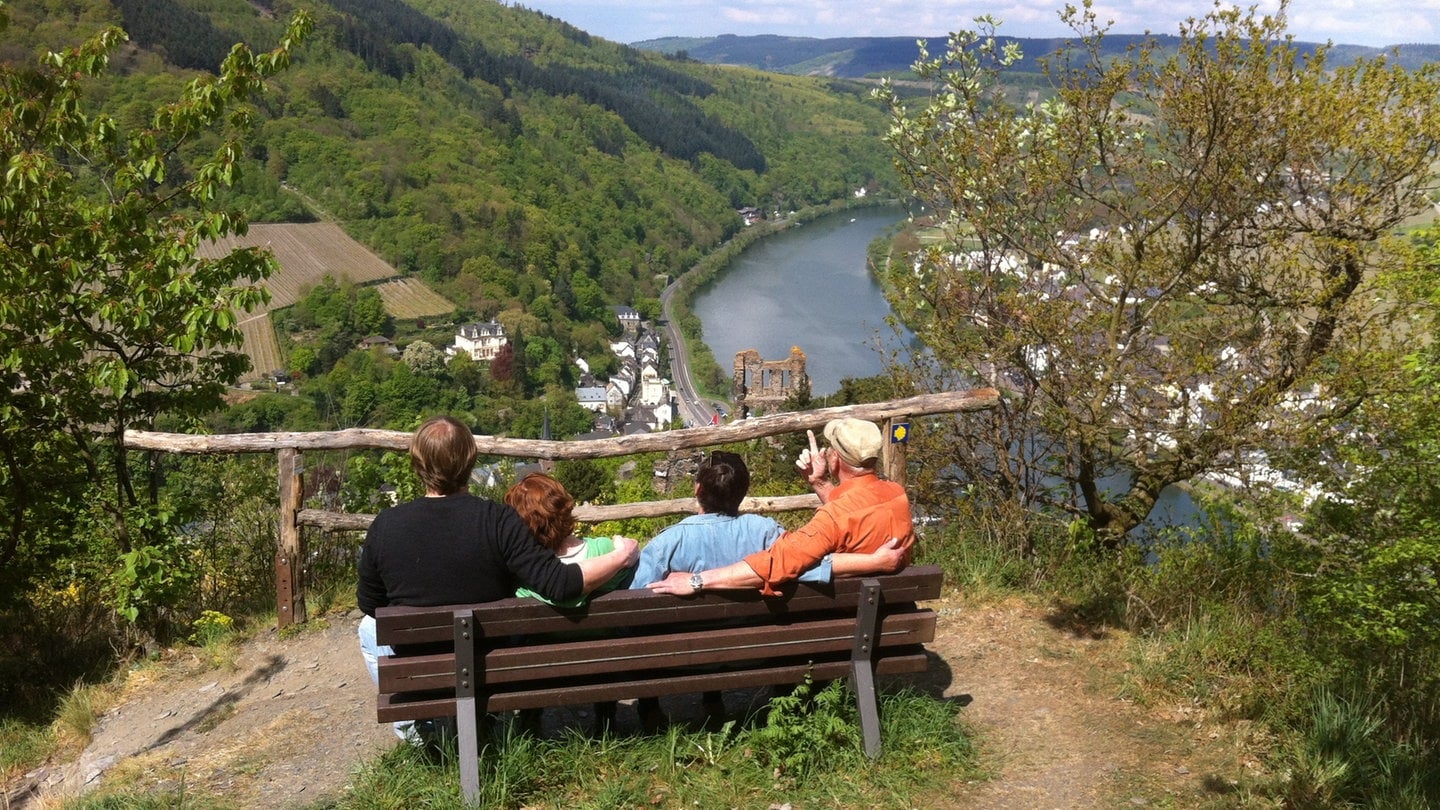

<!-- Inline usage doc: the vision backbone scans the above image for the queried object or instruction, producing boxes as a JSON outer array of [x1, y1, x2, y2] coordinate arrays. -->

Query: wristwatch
[[689, 572, 704, 592]]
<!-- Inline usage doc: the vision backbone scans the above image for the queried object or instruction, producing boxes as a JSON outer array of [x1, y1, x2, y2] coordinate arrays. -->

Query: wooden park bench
[[374, 565, 944, 803]]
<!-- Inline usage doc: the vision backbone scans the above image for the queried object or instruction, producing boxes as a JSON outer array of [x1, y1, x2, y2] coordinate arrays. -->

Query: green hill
[[633, 32, 1440, 77], [2, 0, 895, 336]]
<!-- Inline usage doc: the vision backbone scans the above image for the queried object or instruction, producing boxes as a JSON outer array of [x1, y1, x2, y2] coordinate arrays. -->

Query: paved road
[[660, 276, 722, 428]]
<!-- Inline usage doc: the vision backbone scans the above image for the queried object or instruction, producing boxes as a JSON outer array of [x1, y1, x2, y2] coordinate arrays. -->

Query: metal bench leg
[[457, 695, 480, 803], [852, 578, 883, 758], [455, 610, 481, 805]]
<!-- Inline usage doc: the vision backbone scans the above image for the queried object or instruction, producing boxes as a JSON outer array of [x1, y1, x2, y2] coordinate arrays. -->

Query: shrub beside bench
[[374, 565, 943, 803]]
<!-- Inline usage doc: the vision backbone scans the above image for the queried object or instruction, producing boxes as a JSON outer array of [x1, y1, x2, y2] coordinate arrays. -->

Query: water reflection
[[692, 206, 915, 397]]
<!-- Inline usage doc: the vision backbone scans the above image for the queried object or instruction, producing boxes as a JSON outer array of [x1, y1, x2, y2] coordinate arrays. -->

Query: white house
[[605, 382, 627, 413], [610, 339, 635, 361], [575, 386, 608, 413], [454, 320, 507, 362], [612, 305, 641, 335], [638, 363, 668, 407]]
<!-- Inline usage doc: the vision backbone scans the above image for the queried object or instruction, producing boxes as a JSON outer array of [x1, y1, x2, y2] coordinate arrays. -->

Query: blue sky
[[515, 0, 1438, 48]]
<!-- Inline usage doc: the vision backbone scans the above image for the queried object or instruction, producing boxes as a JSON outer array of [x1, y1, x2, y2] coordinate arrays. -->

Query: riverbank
[[663, 197, 902, 402]]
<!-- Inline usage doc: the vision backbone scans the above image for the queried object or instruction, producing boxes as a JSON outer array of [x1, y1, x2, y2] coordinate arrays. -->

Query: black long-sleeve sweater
[[356, 492, 582, 616]]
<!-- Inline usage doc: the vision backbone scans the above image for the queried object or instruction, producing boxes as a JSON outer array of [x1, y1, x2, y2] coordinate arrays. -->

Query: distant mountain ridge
[[633, 33, 1440, 77]]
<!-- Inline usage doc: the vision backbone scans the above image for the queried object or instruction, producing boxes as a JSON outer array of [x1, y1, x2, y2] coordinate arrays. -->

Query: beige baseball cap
[[823, 418, 883, 467]]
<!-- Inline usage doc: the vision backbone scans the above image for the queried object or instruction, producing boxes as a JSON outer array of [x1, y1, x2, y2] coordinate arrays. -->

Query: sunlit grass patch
[[336, 685, 976, 809]]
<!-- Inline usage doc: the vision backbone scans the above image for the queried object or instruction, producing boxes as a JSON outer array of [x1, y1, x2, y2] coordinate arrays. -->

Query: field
[[375, 277, 455, 319], [237, 312, 284, 376], [198, 222, 399, 308], [197, 223, 454, 379]]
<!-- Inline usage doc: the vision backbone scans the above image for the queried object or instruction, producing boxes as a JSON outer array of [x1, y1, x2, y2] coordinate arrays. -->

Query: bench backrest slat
[[377, 650, 934, 722], [374, 566, 943, 647], [378, 609, 936, 692]]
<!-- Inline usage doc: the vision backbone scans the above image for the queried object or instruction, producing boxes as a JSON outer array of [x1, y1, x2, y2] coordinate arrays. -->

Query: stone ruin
[[733, 347, 808, 417]]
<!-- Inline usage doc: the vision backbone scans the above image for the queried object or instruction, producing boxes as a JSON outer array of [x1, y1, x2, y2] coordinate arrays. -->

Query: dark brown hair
[[408, 416, 478, 495], [504, 473, 576, 553], [696, 451, 749, 516]]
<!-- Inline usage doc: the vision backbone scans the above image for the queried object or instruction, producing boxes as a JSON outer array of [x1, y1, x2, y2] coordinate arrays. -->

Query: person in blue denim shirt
[[631, 450, 906, 730], [632, 450, 905, 588]]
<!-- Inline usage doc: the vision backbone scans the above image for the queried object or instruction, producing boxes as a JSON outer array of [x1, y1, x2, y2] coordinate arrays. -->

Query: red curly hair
[[504, 473, 576, 553]]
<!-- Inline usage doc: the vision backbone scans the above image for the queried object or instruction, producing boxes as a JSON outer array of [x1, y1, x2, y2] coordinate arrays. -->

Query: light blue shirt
[[631, 512, 834, 588]]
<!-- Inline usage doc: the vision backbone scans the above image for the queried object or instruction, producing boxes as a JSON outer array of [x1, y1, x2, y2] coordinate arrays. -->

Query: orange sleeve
[[743, 510, 839, 596]]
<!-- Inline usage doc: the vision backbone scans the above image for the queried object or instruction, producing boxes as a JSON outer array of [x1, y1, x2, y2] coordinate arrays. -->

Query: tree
[[400, 339, 447, 376], [1286, 224, 1440, 684], [553, 459, 611, 505], [0, 10, 311, 627], [879, 2, 1440, 543], [351, 286, 392, 337]]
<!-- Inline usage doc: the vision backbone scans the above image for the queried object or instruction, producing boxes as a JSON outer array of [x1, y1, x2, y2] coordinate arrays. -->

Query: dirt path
[[11, 597, 1247, 808], [927, 597, 1243, 808], [14, 616, 396, 808]]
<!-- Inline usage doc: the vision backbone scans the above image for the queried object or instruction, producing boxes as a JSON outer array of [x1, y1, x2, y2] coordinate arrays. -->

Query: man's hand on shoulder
[[829, 536, 914, 578], [613, 535, 640, 567], [873, 536, 914, 573]]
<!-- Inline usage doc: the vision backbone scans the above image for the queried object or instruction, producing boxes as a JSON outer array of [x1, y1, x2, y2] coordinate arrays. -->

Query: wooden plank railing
[[124, 388, 998, 628]]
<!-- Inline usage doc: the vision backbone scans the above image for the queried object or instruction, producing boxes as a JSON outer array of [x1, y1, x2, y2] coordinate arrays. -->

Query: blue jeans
[[359, 614, 412, 740], [359, 614, 467, 745]]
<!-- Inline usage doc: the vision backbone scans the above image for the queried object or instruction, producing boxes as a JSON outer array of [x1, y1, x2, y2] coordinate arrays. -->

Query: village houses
[[574, 306, 674, 434]]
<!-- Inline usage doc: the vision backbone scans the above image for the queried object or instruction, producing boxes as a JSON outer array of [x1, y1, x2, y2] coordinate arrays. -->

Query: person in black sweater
[[357, 415, 637, 698]]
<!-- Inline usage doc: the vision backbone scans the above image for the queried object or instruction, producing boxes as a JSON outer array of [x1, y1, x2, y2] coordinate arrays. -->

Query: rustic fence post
[[882, 417, 909, 488], [276, 448, 306, 628]]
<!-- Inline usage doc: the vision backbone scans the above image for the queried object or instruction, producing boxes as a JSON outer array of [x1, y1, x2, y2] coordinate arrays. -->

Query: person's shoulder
[[736, 513, 781, 528], [874, 477, 907, 495], [648, 520, 686, 543], [828, 474, 904, 505], [374, 496, 426, 520], [585, 535, 616, 555], [442, 492, 509, 512], [655, 512, 707, 533]]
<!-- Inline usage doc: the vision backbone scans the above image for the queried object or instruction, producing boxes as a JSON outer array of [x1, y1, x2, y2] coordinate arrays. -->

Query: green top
[[515, 535, 633, 608]]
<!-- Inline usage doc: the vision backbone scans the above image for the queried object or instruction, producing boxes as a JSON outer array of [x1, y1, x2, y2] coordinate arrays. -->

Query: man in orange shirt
[[648, 417, 914, 597]]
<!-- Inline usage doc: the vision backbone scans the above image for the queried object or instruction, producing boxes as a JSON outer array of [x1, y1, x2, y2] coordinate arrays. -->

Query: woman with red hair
[[504, 472, 634, 606]]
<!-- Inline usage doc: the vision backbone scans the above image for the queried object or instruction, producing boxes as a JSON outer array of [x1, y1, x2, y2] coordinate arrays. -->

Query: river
[[691, 204, 1199, 535], [692, 205, 914, 397]]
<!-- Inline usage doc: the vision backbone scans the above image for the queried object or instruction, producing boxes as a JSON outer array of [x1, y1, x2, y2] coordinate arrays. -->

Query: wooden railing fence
[[125, 389, 998, 628]]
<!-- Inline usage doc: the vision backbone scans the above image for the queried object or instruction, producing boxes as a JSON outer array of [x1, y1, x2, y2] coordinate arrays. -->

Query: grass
[[54, 680, 121, 753], [1, 717, 54, 782], [333, 684, 977, 809]]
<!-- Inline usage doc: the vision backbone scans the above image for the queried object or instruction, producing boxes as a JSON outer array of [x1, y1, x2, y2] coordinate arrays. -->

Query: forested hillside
[[634, 32, 1440, 77], [1, 0, 894, 392]]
